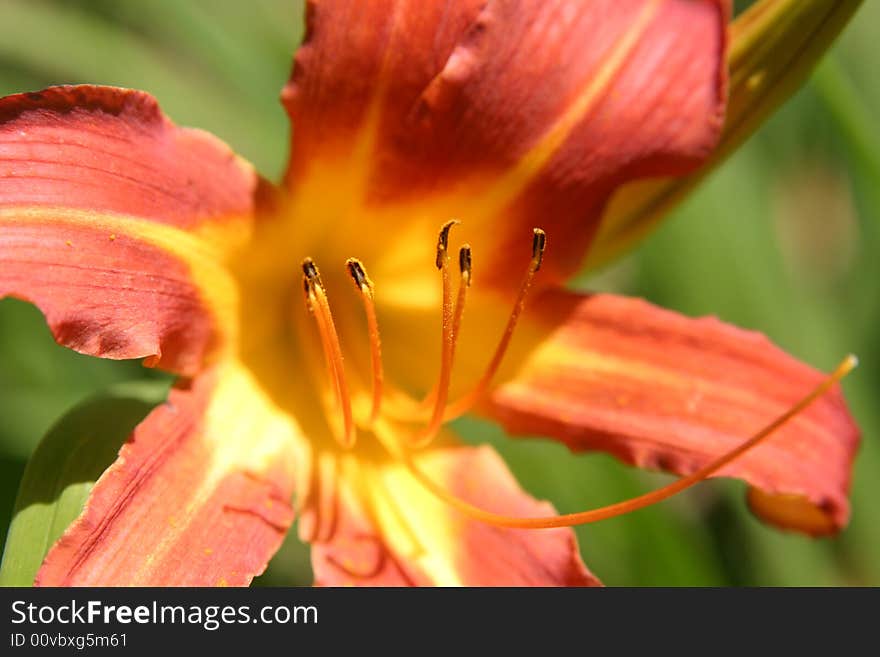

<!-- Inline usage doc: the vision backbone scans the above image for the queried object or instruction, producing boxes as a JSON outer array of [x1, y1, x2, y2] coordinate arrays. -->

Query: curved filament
[[394, 355, 857, 529], [303, 258, 356, 448], [347, 258, 385, 425], [444, 228, 546, 420]]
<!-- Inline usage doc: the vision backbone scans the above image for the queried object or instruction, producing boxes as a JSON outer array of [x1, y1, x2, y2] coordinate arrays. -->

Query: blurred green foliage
[[0, 382, 167, 586], [0, 0, 877, 586]]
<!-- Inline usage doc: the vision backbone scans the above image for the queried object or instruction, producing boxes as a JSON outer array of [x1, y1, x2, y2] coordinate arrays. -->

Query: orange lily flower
[[0, 0, 862, 586]]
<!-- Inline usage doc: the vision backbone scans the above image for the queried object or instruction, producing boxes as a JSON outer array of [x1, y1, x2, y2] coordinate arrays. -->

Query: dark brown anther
[[531, 228, 546, 271], [458, 244, 472, 286], [302, 275, 314, 311], [302, 257, 322, 284], [346, 258, 369, 291], [436, 219, 459, 269]]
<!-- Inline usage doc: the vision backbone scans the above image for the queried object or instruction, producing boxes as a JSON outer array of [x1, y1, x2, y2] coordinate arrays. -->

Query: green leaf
[[0, 0, 302, 180], [0, 382, 169, 586]]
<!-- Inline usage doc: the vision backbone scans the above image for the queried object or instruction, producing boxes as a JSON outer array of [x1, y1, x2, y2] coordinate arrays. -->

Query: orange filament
[[393, 354, 857, 529], [409, 222, 461, 447], [346, 258, 384, 425], [303, 258, 356, 449], [297, 451, 340, 544], [444, 227, 546, 420], [452, 244, 472, 343]]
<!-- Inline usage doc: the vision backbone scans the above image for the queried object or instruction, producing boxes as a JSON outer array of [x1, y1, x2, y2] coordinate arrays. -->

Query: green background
[[0, 0, 877, 586]]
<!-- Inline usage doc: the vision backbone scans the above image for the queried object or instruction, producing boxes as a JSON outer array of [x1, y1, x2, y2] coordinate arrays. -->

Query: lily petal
[[283, 0, 728, 286], [35, 362, 303, 586], [1, 85, 255, 225], [587, 0, 864, 269], [306, 444, 599, 586], [484, 289, 859, 535], [282, 0, 484, 179], [0, 85, 257, 373]]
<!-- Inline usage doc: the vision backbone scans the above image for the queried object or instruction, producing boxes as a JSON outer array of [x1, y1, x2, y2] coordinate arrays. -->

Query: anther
[[301, 258, 356, 449], [459, 244, 472, 286], [444, 227, 546, 420], [346, 258, 370, 291], [302, 257, 322, 284], [436, 219, 460, 270], [531, 228, 546, 271], [412, 221, 463, 447], [302, 275, 312, 308], [346, 258, 384, 425], [452, 246, 471, 345]]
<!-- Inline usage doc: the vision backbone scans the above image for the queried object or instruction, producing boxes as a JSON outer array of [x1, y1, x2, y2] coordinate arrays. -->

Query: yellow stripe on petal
[[135, 361, 305, 582], [36, 361, 305, 586], [204, 360, 306, 475], [480, 0, 662, 216], [308, 442, 597, 586], [370, 456, 467, 587], [1, 206, 245, 354]]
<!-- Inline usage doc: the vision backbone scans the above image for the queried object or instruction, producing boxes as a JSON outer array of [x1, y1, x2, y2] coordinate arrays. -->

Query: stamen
[[394, 355, 857, 529], [449, 245, 471, 367], [531, 227, 546, 271], [302, 257, 322, 284], [346, 258, 384, 425], [436, 219, 459, 270], [411, 223, 462, 447], [459, 243, 472, 287], [454, 245, 472, 330], [444, 228, 546, 420], [447, 245, 472, 389], [302, 258, 356, 448]]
